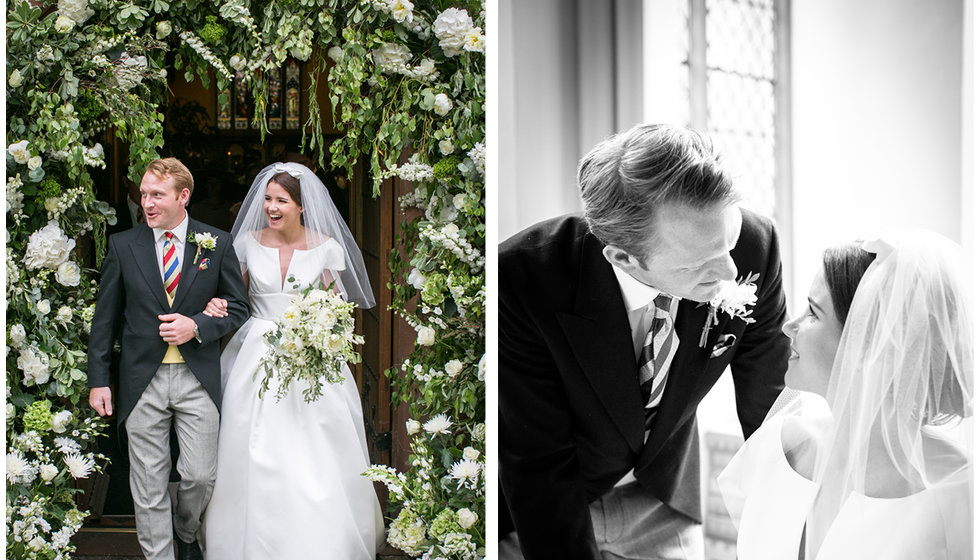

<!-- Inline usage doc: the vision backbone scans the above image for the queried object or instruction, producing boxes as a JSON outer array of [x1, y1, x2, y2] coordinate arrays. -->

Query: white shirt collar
[[153, 211, 189, 243], [610, 263, 664, 312]]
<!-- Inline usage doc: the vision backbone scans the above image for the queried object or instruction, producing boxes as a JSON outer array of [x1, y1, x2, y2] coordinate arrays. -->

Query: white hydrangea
[[433, 8, 474, 56], [58, 0, 94, 24], [24, 221, 75, 270], [407, 58, 439, 81]]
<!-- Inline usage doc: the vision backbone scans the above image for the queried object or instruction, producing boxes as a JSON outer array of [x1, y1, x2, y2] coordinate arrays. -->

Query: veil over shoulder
[[230, 161, 375, 308]]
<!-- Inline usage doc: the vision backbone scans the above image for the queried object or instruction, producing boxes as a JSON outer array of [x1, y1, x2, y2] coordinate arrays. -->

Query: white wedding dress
[[718, 393, 971, 560], [204, 234, 384, 559]]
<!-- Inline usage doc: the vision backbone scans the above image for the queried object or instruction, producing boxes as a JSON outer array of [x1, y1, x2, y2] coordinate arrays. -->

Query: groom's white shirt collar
[[152, 211, 189, 243], [611, 264, 665, 311]]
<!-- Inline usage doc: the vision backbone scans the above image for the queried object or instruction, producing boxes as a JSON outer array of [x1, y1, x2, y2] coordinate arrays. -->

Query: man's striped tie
[[638, 294, 677, 428], [163, 231, 179, 305]]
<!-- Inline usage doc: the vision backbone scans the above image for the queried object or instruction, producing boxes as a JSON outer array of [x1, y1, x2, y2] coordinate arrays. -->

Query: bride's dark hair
[[270, 172, 302, 206], [822, 242, 876, 323]]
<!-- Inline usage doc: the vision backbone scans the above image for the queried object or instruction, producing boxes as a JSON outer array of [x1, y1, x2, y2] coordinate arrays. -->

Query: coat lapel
[[556, 237, 646, 454], [131, 225, 169, 310]]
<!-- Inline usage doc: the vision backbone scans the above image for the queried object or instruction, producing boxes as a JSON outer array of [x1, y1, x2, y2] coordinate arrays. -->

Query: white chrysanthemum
[[8, 140, 31, 164], [7, 451, 37, 485], [423, 413, 452, 435], [53, 437, 80, 455], [449, 458, 482, 488], [24, 221, 75, 270], [51, 410, 72, 433], [433, 93, 452, 116], [63, 454, 94, 479]]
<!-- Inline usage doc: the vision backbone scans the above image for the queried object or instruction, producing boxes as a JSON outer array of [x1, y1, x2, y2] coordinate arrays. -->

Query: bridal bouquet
[[259, 287, 364, 403]]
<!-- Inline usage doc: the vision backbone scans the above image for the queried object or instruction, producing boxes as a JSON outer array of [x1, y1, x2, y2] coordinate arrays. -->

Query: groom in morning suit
[[499, 124, 790, 559], [87, 158, 249, 560]]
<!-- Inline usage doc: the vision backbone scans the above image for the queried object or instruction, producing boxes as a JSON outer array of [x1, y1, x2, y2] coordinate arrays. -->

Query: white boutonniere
[[189, 231, 218, 265], [699, 272, 759, 348]]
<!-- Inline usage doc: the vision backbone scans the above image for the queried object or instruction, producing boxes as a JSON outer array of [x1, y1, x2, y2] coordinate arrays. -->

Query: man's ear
[[602, 245, 638, 271]]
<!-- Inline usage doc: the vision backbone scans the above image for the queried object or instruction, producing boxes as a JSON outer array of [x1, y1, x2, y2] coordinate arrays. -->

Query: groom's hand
[[158, 313, 198, 345], [89, 387, 113, 417]]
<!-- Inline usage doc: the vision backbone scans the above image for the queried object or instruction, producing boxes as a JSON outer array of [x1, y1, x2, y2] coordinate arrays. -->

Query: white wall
[[789, 0, 965, 313]]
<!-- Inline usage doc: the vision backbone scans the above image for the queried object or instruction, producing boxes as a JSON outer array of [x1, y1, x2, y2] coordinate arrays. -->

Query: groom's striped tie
[[638, 294, 677, 428], [163, 231, 179, 305]]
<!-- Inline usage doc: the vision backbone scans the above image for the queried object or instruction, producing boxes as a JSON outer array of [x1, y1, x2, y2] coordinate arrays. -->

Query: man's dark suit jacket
[[499, 209, 789, 559], [87, 217, 250, 426]]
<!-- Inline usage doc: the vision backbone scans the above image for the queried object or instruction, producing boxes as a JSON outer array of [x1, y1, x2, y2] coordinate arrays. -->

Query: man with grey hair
[[499, 124, 790, 559]]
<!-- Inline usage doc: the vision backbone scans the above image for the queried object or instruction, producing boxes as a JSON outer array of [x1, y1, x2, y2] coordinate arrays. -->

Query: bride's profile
[[719, 230, 973, 560], [202, 162, 383, 559]]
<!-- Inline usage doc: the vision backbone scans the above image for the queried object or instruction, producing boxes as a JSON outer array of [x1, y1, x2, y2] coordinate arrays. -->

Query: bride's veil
[[805, 230, 973, 558], [230, 162, 376, 308]]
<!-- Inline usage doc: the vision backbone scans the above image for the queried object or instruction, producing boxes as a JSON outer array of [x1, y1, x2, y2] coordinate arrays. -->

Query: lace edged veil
[[230, 162, 376, 308]]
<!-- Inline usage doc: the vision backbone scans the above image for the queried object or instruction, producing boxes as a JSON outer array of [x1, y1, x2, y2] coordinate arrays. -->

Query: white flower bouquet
[[259, 287, 364, 403]]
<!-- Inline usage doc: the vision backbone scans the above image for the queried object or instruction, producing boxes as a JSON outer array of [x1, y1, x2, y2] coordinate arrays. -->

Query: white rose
[[40, 464, 59, 482], [416, 326, 436, 346], [463, 27, 486, 53], [407, 268, 426, 290], [51, 410, 73, 433], [433, 93, 452, 116], [36, 300, 51, 316], [453, 193, 468, 211], [229, 54, 247, 72], [327, 46, 344, 63], [6, 403, 14, 420], [457, 508, 478, 529], [8, 69, 23, 88], [405, 418, 421, 435], [155, 20, 172, 40], [55, 306, 72, 324], [55, 260, 81, 287], [478, 353, 486, 381], [439, 139, 455, 155], [27, 155, 42, 171], [58, 0, 94, 24], [445, 359, 463, 377], [8, 140, 30, 164], [434, 7, 474, 56], [372, 43, 412, 72], [9, 324, 26, 347], [389, 0, 414, 24], [54, 14, 75, 33], [462, 446, 480, 461]]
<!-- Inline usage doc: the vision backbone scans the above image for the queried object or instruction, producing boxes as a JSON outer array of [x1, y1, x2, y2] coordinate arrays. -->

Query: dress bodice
[[240, 234, 346, 321], [718, 394, 972, 560]]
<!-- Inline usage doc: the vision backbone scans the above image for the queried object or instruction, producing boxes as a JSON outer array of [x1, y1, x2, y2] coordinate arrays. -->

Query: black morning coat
[[498, 208, 790, 559], [86, 217, 250, 427]]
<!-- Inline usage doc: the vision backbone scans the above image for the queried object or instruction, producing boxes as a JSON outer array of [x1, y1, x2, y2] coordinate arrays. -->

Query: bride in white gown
[[719, 231, 972, 560], [202, 162, 383, 559]]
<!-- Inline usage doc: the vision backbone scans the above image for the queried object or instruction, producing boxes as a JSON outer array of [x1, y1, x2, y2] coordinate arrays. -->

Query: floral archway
[[6, 1, 485, 558]]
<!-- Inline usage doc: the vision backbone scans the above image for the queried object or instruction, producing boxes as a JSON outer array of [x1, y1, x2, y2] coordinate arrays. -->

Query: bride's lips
[[268, 212, 283, 225]]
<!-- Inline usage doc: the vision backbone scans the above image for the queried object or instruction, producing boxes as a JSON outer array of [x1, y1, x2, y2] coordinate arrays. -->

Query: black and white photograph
[[497, 1, 973, 559]]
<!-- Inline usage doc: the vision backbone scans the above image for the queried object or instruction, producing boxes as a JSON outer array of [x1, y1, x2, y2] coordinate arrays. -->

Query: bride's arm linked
[[203, 271, 250, 318]]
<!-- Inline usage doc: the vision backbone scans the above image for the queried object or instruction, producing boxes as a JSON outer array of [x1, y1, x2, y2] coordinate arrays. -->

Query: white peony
[[416, 326, 435, 346], [422, 413, 452, 435], [439, 139, 455, 155], [55, 260, 81, 287], [58, 0, 94, 24], [54, 14, 75, 33], [24, 220, 76, 270], [433, 92, 452, 116], [155, 20, 172, 40], [9, 324, 26, 347], [9, 69, 23, 88], [63, 453, 94, 479], [51, 410, 73, 433], [55, 306, 72, 324], [405, 418, 421, 435], [462, 446, 480, 461], [407, 268, 426, 290], [36, 300, 51, 316], [389, 0, 414, 24], [326, 334, 344, 354], [457, 508, 478, 529], [40, 464, 59, 482], [463, 27, 486, 53], [433, 7, 474, 56], [372, 42, 412, 72], [27, 155, 42, 170], [8, 140, 31, 164], [445, 359, 463, 377]]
